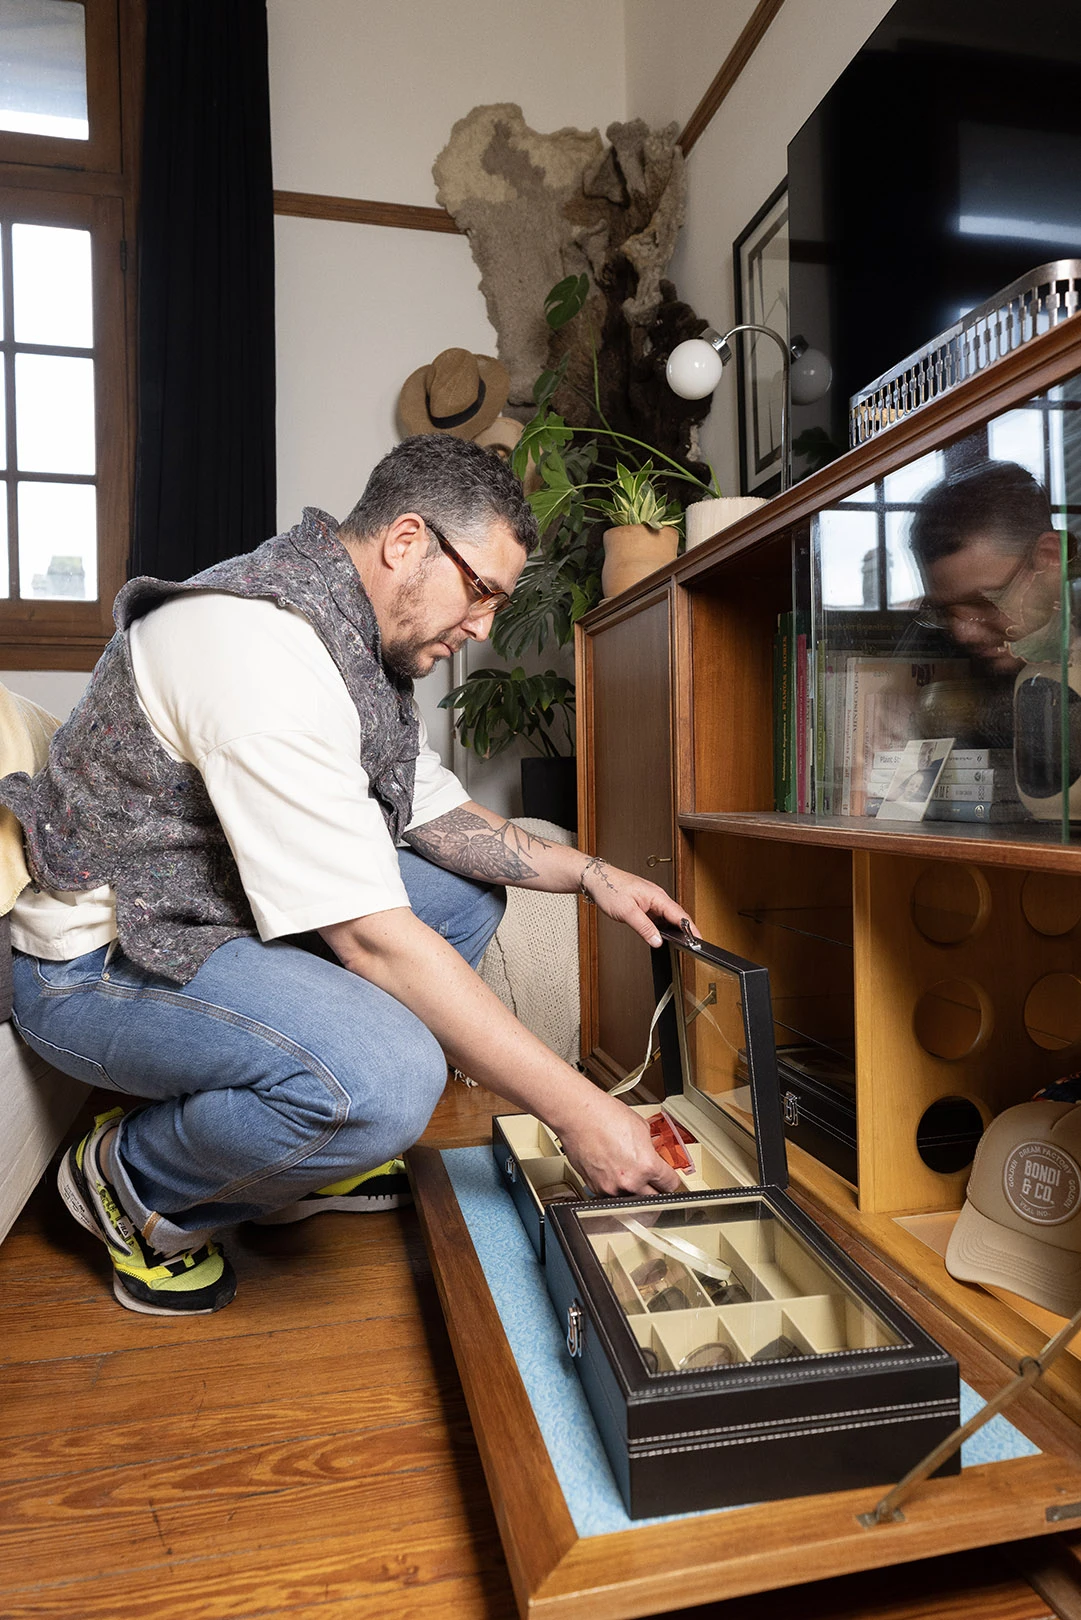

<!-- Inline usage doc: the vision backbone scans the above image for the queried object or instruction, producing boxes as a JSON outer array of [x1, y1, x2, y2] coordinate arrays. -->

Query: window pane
[[988, 407, 1047, 486], [13, 223, 91, 346], [884, 510, 927, 608], [0, 492, 10, 598], [882, 450, 945, 506], [0, 0, 87, 140], [16, 353, 94, 473], [18, 479, 95, 599], [816, 508, 879, 608]]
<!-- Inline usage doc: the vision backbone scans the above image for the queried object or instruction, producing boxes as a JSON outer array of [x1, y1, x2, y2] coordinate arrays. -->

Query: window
[[0, 0, 136, 668]]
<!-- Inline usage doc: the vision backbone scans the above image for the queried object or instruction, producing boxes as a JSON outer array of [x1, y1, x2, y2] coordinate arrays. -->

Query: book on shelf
[[773, 612, 795, 812], [871, 747, 1013, 772], [924, 800, 1031, 823], [865, 797, 1030, 823], [773, 612, 813, 812], [831, 655, 969, 817]]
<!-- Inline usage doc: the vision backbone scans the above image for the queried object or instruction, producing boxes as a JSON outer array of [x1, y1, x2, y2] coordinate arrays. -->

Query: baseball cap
[[945, 1098, 1081, 1317]]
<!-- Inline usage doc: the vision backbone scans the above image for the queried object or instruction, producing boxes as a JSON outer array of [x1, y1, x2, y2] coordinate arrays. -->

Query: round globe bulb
[[790, 346, 833, 405], [666, 338, 724, 400]]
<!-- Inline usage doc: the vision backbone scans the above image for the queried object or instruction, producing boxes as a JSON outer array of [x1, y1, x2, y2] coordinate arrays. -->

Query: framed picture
[[733, 180, 789, 496]]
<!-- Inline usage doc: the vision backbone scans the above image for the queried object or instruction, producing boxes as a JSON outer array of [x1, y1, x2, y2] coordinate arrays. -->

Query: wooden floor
[[0, 1079, 1068, 1620]]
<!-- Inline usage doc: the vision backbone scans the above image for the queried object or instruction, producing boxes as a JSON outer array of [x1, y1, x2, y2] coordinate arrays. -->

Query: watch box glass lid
[[574, 1193, 904, 1376], [651, 923, 789, 1191]]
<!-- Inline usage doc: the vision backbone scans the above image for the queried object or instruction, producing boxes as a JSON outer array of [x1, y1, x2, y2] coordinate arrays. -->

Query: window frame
[[0, 0, 138, 669], [0, 0, 121, 173]]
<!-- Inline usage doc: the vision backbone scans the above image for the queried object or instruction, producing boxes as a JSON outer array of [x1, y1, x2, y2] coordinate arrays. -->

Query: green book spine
[[777, 611, 795, 812], [773, 618, 783, 811]]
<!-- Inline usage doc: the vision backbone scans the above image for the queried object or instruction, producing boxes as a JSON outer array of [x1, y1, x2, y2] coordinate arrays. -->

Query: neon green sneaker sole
[[57, 1109, 236, 1316], [253, 1159, 412, 1225]]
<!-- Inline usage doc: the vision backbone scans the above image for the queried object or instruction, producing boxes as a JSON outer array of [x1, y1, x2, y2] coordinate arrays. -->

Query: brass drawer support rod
[[858, 1301, 1081, 1527]]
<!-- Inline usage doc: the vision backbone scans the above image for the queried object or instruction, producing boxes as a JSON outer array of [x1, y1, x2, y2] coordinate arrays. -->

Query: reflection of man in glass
[[909, 461, 1066, 672]]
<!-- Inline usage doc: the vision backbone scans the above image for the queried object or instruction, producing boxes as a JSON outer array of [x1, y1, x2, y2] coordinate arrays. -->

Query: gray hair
[[341, 434, 538, 553]]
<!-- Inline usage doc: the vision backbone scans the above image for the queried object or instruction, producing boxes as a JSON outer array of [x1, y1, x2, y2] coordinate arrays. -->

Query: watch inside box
[[578, 1194, 904, 1376]]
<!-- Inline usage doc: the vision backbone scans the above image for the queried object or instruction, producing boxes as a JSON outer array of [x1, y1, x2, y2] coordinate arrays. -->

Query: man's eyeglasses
[[913, 546, 1033, 634], [422, 518, 510, 614]]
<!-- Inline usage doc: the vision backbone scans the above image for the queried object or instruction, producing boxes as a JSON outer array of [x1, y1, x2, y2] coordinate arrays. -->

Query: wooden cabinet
[[578, 313, 1081, 1421], [576, 587, 674, 1085]]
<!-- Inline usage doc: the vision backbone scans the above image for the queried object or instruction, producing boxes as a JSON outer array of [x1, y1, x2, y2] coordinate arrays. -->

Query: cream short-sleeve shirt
[[11, 592, 468, 960]]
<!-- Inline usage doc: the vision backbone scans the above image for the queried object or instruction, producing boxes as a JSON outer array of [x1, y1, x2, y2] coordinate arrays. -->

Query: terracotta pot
[[601, 524, 679, 598]]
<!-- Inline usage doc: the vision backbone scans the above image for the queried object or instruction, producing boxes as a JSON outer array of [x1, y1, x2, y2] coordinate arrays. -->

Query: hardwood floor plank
[[0, 1321, 447, 1438], [0, 1445, 489, 1568], [0, 1229, 435, 1361], [0, 1316, 440, 1438], [0, 1516, 514, 1620], [0, 1378, 472, 1480]]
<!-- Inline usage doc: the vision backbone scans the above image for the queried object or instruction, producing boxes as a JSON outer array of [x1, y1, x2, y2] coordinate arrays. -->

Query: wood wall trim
[[275, 4, 788, 235], [677, 0, 789, 155], [273, 189, 460, 234]]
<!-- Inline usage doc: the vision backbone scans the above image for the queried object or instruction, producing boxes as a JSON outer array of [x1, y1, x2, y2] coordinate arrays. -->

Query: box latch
[[783, 1091, 800, 1127], [503, 1154, 516, 1182], [566, 1300, 584, 1358]]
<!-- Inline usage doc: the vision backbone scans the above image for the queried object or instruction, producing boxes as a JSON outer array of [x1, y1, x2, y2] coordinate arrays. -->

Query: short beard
[[381, 636, 434, 682], [381, 561, 455, 681]]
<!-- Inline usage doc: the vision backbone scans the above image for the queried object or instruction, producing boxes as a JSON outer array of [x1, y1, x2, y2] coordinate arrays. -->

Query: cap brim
[[946, 1199, 1081, 1318]]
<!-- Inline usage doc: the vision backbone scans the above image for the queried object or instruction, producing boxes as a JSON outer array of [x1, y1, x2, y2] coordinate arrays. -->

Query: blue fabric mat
[[441, 1144, 1039, 1539]]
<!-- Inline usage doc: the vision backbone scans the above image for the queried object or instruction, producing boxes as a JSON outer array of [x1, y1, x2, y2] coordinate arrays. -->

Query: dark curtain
[[132, 0, 276, 581]]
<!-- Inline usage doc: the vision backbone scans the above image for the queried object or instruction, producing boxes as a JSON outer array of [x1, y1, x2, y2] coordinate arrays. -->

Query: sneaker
[[253, 1159, 412, 1225], [57, 1107, 237, 1316]]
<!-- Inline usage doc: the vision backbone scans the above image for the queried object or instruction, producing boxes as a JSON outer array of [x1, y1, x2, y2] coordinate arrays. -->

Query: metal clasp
[[783, 1092, 800, 1127], [503, 1155, 516, 1182], [566, 1300, 584, 1358]]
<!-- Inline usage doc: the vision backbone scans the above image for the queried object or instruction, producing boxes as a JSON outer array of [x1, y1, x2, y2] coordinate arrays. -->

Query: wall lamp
[[666, 326, 832, 493]]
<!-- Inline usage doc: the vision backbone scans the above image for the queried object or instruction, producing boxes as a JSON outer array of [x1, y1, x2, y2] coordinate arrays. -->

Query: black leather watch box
[[494, 927, 960, 1520]]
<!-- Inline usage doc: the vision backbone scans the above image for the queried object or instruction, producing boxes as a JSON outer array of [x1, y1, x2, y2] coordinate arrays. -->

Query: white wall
[[625, 0, 896, 496], [0, 670, 86, 720], [268, 0, 626, 814]]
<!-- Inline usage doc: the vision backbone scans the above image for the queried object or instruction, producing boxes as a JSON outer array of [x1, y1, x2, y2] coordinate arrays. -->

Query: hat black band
[[427, 378, 486, 429]]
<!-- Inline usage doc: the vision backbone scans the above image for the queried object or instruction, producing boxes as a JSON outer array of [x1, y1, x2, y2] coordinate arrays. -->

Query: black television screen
[[787, 0, 1081, 483]]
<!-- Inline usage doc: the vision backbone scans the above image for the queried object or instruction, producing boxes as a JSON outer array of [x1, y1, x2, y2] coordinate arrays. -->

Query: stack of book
[[818, 652, 969, 816], [865, 748, 1026, 822]]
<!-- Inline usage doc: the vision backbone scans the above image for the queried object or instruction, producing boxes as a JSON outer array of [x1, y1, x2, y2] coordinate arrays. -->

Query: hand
[[580, 855, 698, 948], [551, 1086, 682, 1197]]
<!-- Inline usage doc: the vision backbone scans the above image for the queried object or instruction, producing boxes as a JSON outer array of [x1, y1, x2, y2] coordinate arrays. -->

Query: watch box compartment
[[493, 927, 961, 1520]]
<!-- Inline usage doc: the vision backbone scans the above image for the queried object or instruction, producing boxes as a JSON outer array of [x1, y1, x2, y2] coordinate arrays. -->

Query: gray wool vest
[[0, 508, 419, 984]]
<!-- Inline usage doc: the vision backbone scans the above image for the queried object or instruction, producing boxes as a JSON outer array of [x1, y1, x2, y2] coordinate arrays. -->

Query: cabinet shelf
[[680, 811, 1081, 873], [737, 905, 853, 948]]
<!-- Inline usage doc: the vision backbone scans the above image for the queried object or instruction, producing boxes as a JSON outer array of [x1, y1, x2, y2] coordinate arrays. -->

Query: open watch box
[[493, 926, 961, 1519]]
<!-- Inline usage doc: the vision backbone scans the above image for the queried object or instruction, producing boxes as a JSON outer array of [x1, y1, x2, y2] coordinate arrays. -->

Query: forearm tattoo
[[404, 806, 554, 883], [579, 854, 616, 901]]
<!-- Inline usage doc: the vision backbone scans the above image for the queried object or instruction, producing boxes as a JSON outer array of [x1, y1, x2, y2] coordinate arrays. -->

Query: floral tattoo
[[404, 806, 554, 883]]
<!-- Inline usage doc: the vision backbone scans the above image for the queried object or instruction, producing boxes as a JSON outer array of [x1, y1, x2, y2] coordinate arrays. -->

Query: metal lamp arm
[[704, 322, 791, 492]]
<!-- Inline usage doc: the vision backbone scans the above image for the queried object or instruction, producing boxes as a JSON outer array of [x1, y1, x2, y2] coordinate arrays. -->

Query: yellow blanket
[[0, 684, 59, 917]]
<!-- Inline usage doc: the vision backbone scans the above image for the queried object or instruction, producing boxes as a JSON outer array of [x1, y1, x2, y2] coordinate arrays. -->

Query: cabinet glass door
[[808, 371, 1081, 841]]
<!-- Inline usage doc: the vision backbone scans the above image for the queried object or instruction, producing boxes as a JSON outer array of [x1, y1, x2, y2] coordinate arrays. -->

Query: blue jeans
[[12, 851, 504, 1255]]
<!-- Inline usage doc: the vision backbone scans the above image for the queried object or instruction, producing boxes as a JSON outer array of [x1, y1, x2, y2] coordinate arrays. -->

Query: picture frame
[[733, 180, 789, 496]]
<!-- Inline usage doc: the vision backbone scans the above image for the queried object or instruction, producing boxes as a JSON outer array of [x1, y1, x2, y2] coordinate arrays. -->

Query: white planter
[[685, 496, 768, 550]]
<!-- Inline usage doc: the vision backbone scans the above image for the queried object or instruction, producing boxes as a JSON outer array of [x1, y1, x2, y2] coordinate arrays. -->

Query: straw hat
[[398, 348, 510, 439]]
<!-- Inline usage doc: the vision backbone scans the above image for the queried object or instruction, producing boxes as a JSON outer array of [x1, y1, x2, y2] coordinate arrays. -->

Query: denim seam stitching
[[10, 1009, 112, 1085], [24, 976, 353, 1200]]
